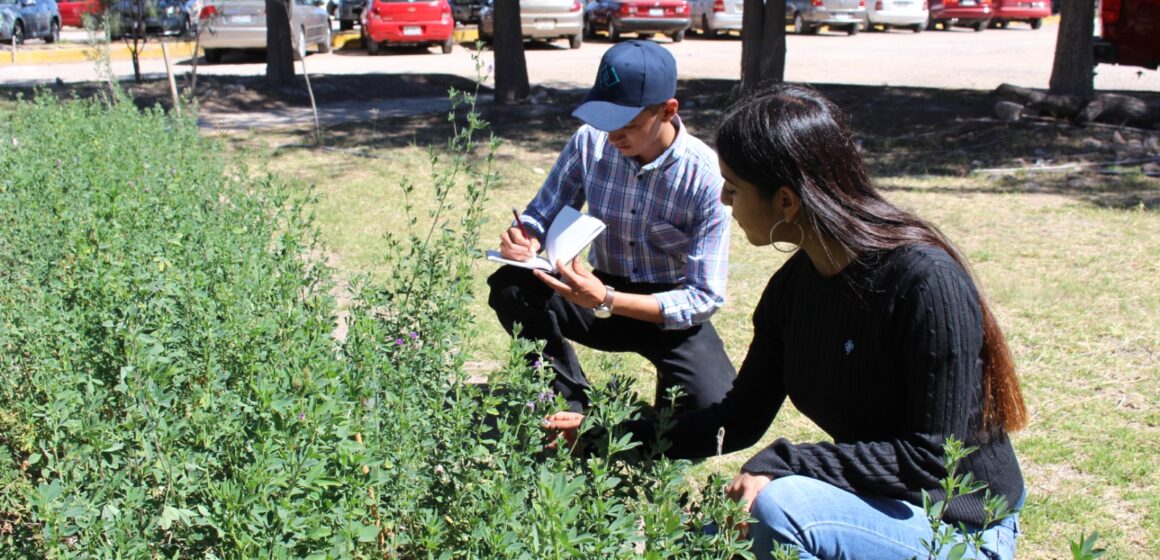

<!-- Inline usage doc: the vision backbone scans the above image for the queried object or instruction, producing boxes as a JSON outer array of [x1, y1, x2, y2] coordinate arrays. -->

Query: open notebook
[[486, 206, 606, 273]]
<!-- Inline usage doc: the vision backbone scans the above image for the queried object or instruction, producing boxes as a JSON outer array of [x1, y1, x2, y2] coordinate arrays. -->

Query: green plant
[[1070, 531, 1107, 560], [918, 437, 1013, 560]]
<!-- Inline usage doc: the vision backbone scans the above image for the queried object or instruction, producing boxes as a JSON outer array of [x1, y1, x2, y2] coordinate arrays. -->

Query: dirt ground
[[2, 73, 1157, 208]]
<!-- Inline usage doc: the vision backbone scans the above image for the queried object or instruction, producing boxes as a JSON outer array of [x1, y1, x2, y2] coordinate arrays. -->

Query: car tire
[[365, 34, 379, 55], [702, 15, 714, 37], [320, 26, 333, 53], [973, 19, 987, 31], [607, 21, 619, 42], [941, 20, 953, 31], [792, 13, 805, 35], [912, 23, 923, 33], [441, 36, 454, 54], [670, 29, 684, 42], [568, 33, 581, 49], [204, 48, 223, 63], [925, 16, 936, 31], [46, 19, 60, 44], [846, 23, 858, 35], [583, 17, 595, 39], [1030, 17, 1042, 30]]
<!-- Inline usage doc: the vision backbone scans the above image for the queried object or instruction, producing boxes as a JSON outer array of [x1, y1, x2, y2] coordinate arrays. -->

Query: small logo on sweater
[[844, 339, 855, 355]]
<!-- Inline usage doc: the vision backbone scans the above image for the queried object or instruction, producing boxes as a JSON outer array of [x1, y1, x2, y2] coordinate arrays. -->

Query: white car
[[863, 0, 928, 32], [198, 0, 332, 63], [688, 0, 741, 36], [478, 0, 584, 49]]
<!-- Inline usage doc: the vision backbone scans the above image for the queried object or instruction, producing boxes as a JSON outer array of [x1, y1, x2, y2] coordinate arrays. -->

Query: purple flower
[[297, 411, 306, 420], [533, 358, 543, 369], [525, 401, 536, 411], [537, 390, 555, 403], [395, 338, 405, 346], [409, 331, 419, 339]]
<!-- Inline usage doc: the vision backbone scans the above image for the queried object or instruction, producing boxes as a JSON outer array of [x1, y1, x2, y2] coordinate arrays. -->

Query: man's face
[[607, 105, 668, 160]]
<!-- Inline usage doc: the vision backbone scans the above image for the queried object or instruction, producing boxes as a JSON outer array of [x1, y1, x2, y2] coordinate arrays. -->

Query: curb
[[0, 27, 480, 66]]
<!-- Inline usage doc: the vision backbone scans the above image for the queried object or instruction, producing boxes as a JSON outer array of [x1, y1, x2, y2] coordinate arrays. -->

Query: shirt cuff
[[654, 290, 694, 330]]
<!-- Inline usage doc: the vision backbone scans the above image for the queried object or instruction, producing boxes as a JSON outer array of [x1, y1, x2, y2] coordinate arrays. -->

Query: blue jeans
[[749, 476, 1023, 560]]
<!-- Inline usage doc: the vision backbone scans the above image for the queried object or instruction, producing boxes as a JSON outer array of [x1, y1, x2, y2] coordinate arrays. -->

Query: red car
[[362, 0, 456, 54], [584, 0, 692, 42], [1094, 0, 1160, 69], [927, 0, 993, 30], [990, 0, 1049, 28], [57, 0, 101, 28]]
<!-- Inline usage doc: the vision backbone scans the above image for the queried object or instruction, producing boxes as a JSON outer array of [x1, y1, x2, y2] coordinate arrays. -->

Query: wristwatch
[[594, 286, 615, 319]]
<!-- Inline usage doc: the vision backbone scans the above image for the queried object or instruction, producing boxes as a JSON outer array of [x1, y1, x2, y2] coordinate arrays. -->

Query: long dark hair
[[717, 83, 1027, 434]]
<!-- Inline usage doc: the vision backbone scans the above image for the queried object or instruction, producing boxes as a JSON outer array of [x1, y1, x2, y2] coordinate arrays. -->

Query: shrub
[[0, 85, 749, 557]]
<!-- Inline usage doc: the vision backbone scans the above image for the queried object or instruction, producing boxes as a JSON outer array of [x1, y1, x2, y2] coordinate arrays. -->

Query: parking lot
[[2, 21, 1157, 94]]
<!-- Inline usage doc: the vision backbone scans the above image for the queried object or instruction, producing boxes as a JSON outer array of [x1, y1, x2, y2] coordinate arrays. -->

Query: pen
[[512, 208, 532, 241]]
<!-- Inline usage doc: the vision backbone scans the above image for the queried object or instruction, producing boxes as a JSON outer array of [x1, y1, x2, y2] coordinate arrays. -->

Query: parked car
[[583, 0, 690, 42], [449, 0, 482, 23], [336, 0, 364, 29], [57, 0, 99, 27], [1094, 0, 1160, 69], [990, 0, 1048, 28], [786, 0, 865, 35], [688, 0, 741, 36], [198, 0, 331, 63], [478, 0, 583, 49], [362, 0, 455, 54], [863, 0, 927, 32], [110, 0, 200, 38], [927, 0, 991, 30], [0, 0, 61, 44]]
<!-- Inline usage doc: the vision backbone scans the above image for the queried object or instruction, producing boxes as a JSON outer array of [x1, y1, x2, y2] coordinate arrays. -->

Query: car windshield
[[0, 0, 21, 6]]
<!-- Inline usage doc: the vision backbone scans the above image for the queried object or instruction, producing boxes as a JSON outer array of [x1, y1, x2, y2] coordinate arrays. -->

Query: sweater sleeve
[[620, 277, 786, 458], [740, 257, 985, 500]]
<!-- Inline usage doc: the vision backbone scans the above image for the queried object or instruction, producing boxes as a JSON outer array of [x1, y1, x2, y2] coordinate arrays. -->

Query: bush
[[0, 91, 749, 557]]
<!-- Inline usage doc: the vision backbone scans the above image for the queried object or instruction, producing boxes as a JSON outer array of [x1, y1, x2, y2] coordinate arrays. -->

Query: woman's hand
[[499, 226, 541, 261], [724, 470, 774, 538], [542, 411, 584, 452], [534, 256, 607, 309]]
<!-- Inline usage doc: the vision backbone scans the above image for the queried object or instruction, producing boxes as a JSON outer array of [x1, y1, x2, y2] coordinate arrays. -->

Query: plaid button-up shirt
[[519, 116, 731, 330]]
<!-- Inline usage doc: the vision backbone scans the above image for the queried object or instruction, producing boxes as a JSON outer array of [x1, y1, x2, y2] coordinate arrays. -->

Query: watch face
[[594, 307, 611, 319]]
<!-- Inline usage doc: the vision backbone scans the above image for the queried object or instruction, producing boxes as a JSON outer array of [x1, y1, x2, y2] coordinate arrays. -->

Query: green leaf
[[356, 523, 380, 543]]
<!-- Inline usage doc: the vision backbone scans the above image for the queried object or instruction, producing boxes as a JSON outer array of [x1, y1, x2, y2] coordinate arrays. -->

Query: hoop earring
[[768, 220, 805, 254]]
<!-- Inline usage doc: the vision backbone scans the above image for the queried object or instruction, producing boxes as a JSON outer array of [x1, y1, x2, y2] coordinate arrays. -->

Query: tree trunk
[[493, 0, 529, 104], [1049, 0, 1095, 98], [266, 0, 295, 86], [741, 0, 786, 93]]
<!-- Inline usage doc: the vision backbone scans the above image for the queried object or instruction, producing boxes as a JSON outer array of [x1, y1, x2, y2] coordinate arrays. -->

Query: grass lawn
[[224, 82, 1159, 559]]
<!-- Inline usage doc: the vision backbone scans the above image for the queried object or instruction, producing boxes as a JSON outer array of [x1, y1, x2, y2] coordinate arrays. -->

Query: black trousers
[[487, 265, 736, 413]]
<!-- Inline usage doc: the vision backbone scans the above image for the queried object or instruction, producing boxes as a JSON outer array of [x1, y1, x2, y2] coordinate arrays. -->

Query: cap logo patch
[[597, 65, 621, 89]]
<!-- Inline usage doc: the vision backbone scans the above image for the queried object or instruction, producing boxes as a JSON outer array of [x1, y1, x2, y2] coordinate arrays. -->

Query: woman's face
[[719, 159, 780, 247]]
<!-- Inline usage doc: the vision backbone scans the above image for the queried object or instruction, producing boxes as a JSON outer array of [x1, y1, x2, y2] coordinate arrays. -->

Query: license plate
[[961, 0, 977, 4], [649, 7, 664, 16], [833, 12, 851, 18], [227, 14, 253, 24], [534, 19, 555, 30], [895, 1, 911, 6], [403, 26, 421, 35]]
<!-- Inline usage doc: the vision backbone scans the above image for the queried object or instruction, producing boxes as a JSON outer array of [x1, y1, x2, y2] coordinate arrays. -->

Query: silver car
[[688, 0, 742, 36], [0, 0, 61, 44], [198, 0, 332, 63], [864, 0, 927, 32], [478, 0, 584, 49], [786, 0, 864, 35]]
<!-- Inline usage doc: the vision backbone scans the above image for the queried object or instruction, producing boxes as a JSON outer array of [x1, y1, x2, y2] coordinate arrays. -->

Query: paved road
[[4, 23, 1157, 93]]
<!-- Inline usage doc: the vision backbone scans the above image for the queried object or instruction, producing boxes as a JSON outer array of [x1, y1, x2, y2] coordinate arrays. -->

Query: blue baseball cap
[[572, 40, 677, 132]]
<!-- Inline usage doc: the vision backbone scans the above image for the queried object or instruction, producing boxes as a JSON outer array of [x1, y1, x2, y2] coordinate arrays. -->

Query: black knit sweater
[[623, 245, 1024, 527]]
